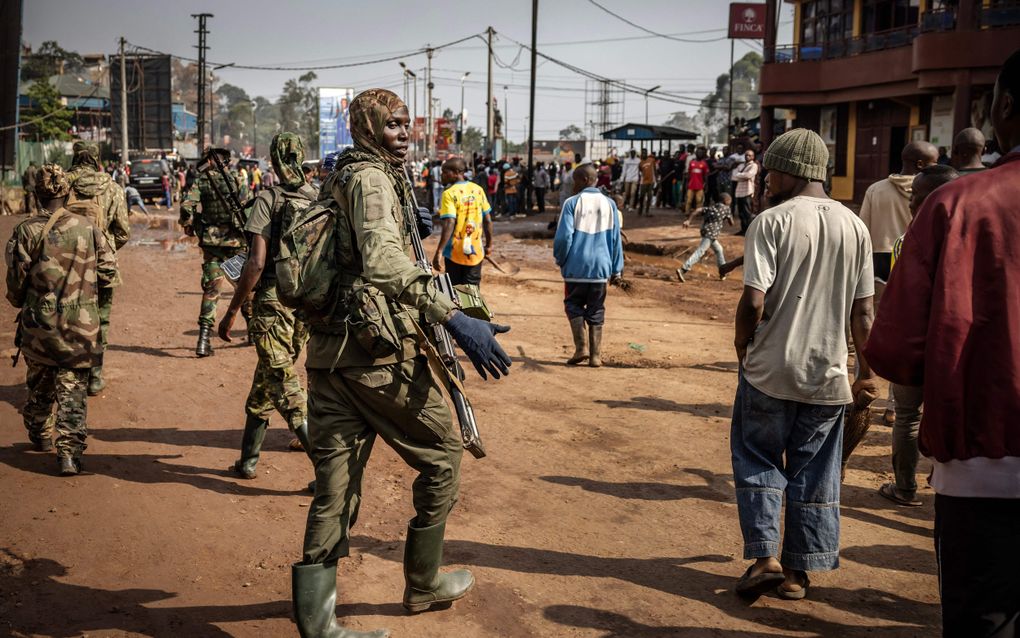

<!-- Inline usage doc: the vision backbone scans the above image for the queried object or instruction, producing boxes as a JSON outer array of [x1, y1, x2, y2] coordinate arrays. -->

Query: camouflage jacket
[[67, 167, 131, 252], [5, 208, 117, 368], [179, 169, 250, 249]]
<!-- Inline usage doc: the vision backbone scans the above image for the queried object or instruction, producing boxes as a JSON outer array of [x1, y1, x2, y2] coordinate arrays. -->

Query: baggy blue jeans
[[731, 373, 845, 571], [682, 237, 726, 271]]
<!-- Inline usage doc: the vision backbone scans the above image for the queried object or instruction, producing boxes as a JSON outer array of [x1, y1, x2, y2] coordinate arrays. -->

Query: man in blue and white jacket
[[553, 163, 624, 368]]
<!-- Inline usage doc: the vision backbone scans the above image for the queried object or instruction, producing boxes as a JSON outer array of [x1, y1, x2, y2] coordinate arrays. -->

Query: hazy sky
[[23, 0, 793, 142]]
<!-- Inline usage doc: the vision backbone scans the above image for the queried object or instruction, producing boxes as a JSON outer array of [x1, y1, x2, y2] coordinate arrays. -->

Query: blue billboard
[[318, 87, 354, 157]]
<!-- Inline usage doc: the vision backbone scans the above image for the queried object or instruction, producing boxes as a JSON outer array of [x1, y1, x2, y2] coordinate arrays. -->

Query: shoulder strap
[[32, 209, 65, 261]]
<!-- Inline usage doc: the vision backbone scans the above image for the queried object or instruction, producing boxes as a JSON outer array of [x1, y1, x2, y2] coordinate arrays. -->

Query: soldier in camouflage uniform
[[291, 89, 511, 638], [5, 165, 117, 476], [217, 132, 316, 482], [179, 148, 250, 357], [67, 141, 130, 396]]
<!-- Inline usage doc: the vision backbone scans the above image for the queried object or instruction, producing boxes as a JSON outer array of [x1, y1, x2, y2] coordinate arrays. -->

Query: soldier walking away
[[217, 132, 316, 483], [553, 163, 624, 367], [5, 164, 117, 476], [731, 129, 876, 601], [67, 141, 130, 396], [21, 161, 39, 215], [179, 148, 250, 357], [292, 89, 510, 638]]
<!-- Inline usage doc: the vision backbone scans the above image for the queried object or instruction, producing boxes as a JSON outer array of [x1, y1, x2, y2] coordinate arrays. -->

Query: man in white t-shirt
[[731, 128, 877, 602], [621, 149, 640, 210]]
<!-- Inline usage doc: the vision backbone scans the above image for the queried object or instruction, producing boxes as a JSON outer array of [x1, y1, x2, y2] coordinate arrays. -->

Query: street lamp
[[460, 72, 471, 140], [210, 62, 235, 144], [250, 100, 257, 157], [644, 85, 661, 125], [400, 62, 418, 160]]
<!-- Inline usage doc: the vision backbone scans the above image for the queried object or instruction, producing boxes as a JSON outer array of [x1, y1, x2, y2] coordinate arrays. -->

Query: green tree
[[558, 124, 585, 140], [278, 72, 319, 155], [24, 79, 72, 141], [21, 41, 84, 81], [695, 52, 762, 143], [461, 126, 484, 154]]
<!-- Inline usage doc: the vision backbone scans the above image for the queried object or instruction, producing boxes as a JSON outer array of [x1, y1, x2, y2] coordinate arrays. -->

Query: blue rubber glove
[[417, 206, 434, 239], [445, 311, 512, 380]]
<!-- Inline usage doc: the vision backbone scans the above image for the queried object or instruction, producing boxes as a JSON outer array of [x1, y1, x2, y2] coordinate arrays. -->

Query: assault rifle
[[403, 167, 486, 459]]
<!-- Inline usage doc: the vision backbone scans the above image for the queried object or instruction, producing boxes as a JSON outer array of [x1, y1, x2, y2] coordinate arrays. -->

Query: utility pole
[[644, 85, 661, 125], [425, 47, 434, 159], [460, 71, 470, 150], [486, 26, 495, 155], [192, 13, 213, 152], [251, 100, 258, 157], [727, 38, 734, 142], [526, 0, 538, 187], [119, 37, 128, 165]]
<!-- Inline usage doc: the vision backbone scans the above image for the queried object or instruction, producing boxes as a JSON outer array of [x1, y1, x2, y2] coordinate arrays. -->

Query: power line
[[0, 84, 102, 132], [585, 0, 729, 43], [493, 31, 705, 107], [125, 33, 485, 72]]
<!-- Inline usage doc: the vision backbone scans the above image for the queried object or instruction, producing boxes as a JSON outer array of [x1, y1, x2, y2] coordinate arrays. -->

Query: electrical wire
[[493, 30, 706, 108], [0, 84, 102, 132], [125, 33, 485, 72], [585, 0, 729, 43]]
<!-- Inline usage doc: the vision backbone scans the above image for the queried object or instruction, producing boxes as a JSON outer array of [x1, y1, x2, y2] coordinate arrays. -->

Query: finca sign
[[729, 3, 766, 39]]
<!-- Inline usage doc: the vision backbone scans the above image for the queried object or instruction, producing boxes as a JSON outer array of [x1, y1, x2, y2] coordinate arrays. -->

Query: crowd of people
[[4, 47, 1019, 638]]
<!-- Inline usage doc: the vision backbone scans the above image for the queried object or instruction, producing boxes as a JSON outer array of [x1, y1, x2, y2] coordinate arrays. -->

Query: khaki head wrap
[[36, 163, 71, 200], [270, 132, 306, 189], [348, 89, 409, 167]]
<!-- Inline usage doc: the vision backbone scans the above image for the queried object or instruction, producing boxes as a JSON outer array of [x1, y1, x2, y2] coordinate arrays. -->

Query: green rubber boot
[[292, 562, 390, 638], [87, 366, 106, 396], [402, 520, 475, 613], [566, 317, 588, 365], [293, 420, 317, 493], [231, 415, 268, 479]]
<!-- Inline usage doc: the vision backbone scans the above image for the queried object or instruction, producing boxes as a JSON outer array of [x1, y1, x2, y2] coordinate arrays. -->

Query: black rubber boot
[[292, 562, 390, 638], [231, 416, 268, 479], [196, 325, 214, 358], [87, 366, 106, 396], [293, 420, 317, 493], [566, 317, 588, 365], [402, 520, 474, 613], [589, 325, 603, 368]]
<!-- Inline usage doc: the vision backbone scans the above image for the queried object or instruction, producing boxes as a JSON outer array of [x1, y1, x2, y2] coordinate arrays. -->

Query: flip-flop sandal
[[288, 438, 304, 452], [777, 571, 810, 600], [878, 482, 922, 507], [735, 566, 786, 599]]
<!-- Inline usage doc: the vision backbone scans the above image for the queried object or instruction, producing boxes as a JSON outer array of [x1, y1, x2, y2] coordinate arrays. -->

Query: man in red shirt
[[684, 147, 708, 215], [864, 48, 1020, 637]]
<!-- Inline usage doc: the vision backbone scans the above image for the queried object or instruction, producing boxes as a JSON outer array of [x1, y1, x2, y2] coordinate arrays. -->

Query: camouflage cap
[[36, 163, 71, 200], [71, 140, 101, 169], [201, 147, 232, 163]]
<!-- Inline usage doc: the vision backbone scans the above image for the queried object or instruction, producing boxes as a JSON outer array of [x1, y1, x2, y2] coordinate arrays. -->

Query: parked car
[[127, 159, 170, 203]]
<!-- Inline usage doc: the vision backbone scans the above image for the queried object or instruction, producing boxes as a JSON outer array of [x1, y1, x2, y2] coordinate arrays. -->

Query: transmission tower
[[584, 79, 623, 160]]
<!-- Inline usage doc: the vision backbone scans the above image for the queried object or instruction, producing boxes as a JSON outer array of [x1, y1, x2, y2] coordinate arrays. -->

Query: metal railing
[[981, 1, 1020, 28]]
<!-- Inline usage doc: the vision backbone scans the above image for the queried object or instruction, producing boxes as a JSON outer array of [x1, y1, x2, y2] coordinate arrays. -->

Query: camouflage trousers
[[245, 288, 309, 429], [23, 360, 89, 458], [198, 246, 246, 327]]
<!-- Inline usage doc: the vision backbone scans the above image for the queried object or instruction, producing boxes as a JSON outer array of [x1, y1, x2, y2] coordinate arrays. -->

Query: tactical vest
[[318, 162, 419, 360], [197, 171, 239, 228]]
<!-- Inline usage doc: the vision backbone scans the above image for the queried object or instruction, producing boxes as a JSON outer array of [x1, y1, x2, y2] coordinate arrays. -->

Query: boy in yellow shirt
[[432, 157, 494, 286]]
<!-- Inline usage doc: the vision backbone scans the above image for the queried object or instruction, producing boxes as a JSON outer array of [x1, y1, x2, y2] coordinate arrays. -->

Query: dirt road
[[0, 209, 939, 637]]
